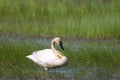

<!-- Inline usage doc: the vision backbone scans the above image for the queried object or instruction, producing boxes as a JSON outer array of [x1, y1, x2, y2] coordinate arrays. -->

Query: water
[[0, 66, 119, 80], [50, 67, 118, 80]]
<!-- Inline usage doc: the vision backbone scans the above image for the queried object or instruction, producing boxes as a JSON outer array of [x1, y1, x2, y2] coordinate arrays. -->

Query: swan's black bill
[[59, 41, 64, 50]]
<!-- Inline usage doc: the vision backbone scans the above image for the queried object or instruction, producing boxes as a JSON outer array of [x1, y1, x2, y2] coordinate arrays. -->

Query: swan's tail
[[26, 55, 38, 62], [26, 55, 42, 67]]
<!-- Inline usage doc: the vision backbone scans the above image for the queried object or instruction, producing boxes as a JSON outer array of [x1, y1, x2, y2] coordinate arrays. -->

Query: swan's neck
[[51, 40, 58, 55], [51, 40, 64, 59]]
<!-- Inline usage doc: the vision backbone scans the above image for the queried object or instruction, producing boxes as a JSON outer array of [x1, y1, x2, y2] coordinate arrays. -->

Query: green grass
[[0, 0, 120, 39], [65, 41, 120, 68]]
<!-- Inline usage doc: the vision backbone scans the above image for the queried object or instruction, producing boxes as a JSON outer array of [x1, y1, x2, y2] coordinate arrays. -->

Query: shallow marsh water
[[0, 36, 120, 80], [0, 66, 119, 80]]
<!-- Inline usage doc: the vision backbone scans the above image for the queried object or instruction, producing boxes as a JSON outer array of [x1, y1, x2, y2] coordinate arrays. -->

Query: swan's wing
[[32, 49, 58, 66], [32, 49, 55, 60]]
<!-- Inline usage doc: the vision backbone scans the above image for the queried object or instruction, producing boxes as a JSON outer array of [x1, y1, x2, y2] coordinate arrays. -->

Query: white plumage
[[26, 37, 68, 71]]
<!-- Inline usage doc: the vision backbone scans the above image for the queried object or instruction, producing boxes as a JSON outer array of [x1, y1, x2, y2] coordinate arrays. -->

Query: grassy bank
[[0, 0, 120, 39]]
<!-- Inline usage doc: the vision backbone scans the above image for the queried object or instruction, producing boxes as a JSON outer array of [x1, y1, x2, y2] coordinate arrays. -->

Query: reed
[[0, 0, 120, 39]]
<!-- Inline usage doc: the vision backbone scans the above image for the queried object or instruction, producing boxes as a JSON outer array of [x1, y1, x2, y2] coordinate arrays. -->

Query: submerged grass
[[0, 0, 120, 39]]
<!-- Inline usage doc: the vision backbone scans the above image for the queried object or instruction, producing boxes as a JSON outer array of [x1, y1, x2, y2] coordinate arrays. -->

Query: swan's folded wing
[[32, 49, 57, 63]]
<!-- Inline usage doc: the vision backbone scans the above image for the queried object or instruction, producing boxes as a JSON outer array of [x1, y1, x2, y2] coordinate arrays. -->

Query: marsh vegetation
[[0, 0, 120, 80], [0, 0, 120, 39]]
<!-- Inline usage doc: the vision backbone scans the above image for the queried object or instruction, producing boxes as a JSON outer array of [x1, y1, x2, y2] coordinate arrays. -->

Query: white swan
[[26, 37, 68, 71]]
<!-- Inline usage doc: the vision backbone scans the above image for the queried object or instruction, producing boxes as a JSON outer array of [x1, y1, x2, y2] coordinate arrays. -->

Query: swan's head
[[52, 37, 64, 50]]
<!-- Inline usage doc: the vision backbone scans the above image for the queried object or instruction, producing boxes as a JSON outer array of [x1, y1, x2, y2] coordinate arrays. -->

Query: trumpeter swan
[[26, 37, 68, 71]]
